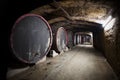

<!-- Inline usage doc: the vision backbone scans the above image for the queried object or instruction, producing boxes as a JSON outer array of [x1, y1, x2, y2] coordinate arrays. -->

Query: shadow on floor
[[7, 45, 118, 80]]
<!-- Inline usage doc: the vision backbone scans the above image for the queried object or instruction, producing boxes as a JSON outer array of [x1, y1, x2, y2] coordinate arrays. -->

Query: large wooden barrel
[[74, 34, 77, 46], [51, 26, 67, 53], [10, 14, 53, 64], [76, 34, 80, 44], [67, 31, 73, 48]]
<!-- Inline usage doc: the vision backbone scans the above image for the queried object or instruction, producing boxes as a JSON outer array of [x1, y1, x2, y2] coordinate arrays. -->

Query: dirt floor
[[7, 45, 118, 80]]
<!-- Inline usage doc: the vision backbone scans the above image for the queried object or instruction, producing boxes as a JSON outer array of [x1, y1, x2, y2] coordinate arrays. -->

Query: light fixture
[[94, 15, 112, 27], [102, 15, 112, 27], [104, 18, 116, 31]]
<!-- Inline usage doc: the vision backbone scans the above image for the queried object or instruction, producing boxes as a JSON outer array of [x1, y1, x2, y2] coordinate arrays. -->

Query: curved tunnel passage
[[4, 0, 120, 80]]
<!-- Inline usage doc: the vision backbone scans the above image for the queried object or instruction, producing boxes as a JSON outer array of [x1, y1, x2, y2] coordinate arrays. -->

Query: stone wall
[[93, 28, 105, 53], [104, 17, 120, 79], [115, 19, 120, 79]]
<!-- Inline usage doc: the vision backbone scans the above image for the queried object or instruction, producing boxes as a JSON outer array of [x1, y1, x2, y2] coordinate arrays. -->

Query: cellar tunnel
[[1, 0, 120, 80]]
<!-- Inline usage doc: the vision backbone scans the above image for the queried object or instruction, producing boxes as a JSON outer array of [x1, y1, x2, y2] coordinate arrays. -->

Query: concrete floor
[[8, 45, 118, 80]]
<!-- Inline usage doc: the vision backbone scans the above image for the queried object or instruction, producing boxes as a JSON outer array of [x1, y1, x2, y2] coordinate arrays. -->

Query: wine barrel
[[51, 27, 67, 53], [74, 34, 77, 46], [67, 31, 73, 48], [74, 33, 80, 45], [10, 14, 53, 63], [77, 34, 80, 44]]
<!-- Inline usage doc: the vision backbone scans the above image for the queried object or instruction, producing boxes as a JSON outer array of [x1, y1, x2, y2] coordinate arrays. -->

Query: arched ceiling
[[30, 0, 115, 32]]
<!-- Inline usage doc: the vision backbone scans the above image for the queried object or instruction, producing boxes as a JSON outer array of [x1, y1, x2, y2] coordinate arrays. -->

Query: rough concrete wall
[[104, 17, 120, 79], [93, 28, 105, 53], [116, 21, 120, 79]]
